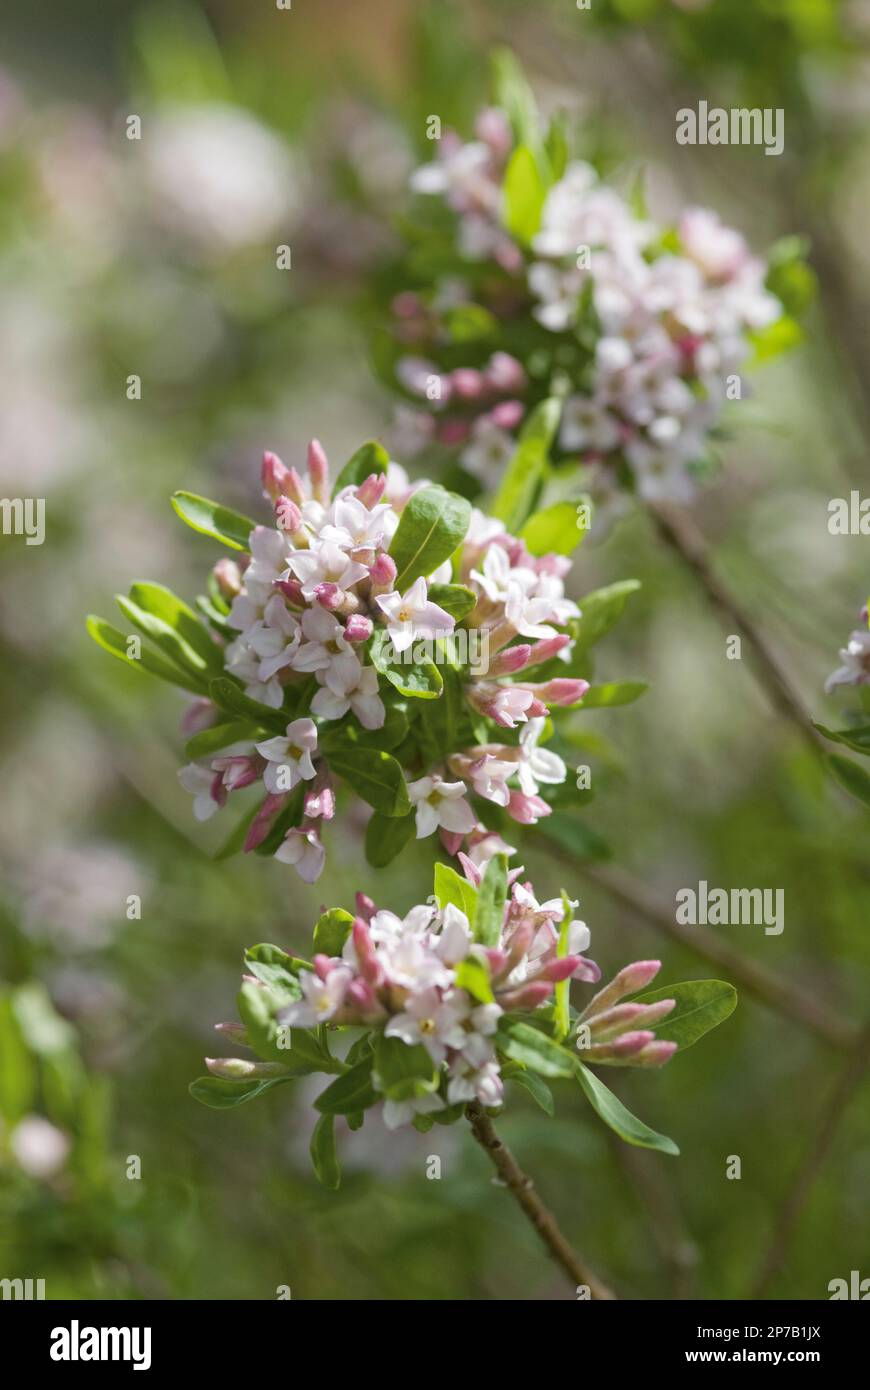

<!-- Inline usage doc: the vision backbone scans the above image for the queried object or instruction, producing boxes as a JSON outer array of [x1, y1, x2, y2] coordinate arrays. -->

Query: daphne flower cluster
[[389, 103, 790, 509], [171, 440, 588, 882], [203, 864, 678, 1132]]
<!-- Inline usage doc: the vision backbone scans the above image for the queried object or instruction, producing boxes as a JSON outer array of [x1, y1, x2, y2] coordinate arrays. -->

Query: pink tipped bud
[[539, 955, 583, 984], [484, 948, 509, 979], [355, 892, 376, 922], [497, 980, 553, 1010], [180, 697, 217, 736], [457, 850, 483, 888], [313, 954, 334, 980], [532, 678, 590, 708], [488, 644, 531, 676], [506, 790, 551, 825], [439, 828, 465, 857], [305, 783, 336, 821], [585, 1002, 646, 1040], [313, 582, 343, 611], [488, 399, 525, 430], [526, 698, 548, 717], [369, 553, 397, 588], [274, 577, 305, 607], [578, 960, 662, 1022], [505, 918, 535, 969], [344, 614, 373, 643], [206, 1057, 288, 1079], [212, 558, 242, 600], [450, 367, 485, 400], [262, 450, 291, 502], [355, 472, 386, 508], [243, 793, 288, 852], [634, 1040, 678, 1068], [214, 1021, 249, 1043], [485, 351, 526, 393], [524, 634, 571, 668], [275, 496, 303, 535], [307, 439, 330, 502], [439, 418, 471, 445], [610, 1030, 655, 1056], [352, 918, 383, 987], [345, 978, 379, 1016]]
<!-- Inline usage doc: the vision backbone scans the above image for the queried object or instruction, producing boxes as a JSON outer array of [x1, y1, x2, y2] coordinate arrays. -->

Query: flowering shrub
[[87, 436, 643, 883], [378, 55, 811, 516], [192, 854, 735, 1181]]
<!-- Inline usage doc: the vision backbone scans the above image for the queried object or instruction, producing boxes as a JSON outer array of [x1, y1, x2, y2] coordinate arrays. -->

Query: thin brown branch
[[464, 1100, 616, 1299], [649, 502, 822, 758], [544, 853, 855, 1053], [752, 1020, 870, 1297]]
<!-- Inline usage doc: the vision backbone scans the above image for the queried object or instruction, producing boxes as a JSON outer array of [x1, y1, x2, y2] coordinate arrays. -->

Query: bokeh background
[[1, 0, 869, 1300]]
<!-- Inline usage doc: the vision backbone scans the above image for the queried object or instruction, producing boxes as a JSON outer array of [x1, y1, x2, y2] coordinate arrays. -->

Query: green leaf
[[327, 746, 411, 817], [418, 661, 463, 761], [427, 583, 477, 621], [554, 888, 572, 1041], [433, 862, 478, 919], [747, 315, 803, 364], [243, 943, 307, 998], [454, 957, 494, 1005], [389, 485, 472, 590], [115, 594, 214, 685], [251, 783, 305, 857], [520, 501, 586, 556], [765, 235, 816, 317], [575, 1063, 679, 1155], [315, 1057, 378, 1115], [171, 491, 256, 551], [184, 721, 259, 761], [321, 702, 409, 753], [497, 1017, 576, 1078], [331, 440, 389, 497], [491, 47, 539, 147], [633, 980, 737, 1052], [502, 143, 547, 245], [474, 853, 507, 946], [573, 581, 641, 653], [373, 1035, 436, 1101], [207, 676, 287, 732], [365, 809, 416, 867], [442, 303, 498, 343], [492, 398, 561, 533], [127, 582, 223, 671], [369, 629, 443, 699], [313, 909, 354, 957], [309, 1113, 341, 1189], [579, 680, 648, 708], [237, 981, 286, 1063], [510, 1069, 555, 1116], [189, 1076, 290, 1110], [814, 723, 870, 756], [827, 753, 870, 809], [86, 615, 200, 693]]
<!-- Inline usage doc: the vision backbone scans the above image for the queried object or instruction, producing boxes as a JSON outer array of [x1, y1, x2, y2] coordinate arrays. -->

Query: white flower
[[10, 1115, 70, 1179], [291, 605, 351, 673], [321, 492, 397, 552], [825, 629, 870, 692], [446, 1056, 503, 1108], [178, 763, 222, 821], [466, 753, 516, 806], [285, 540, 368, 601], [435, 904, 473, 964], [376, 577, 455, 654], [380, 934, 453, 992], [282, 965, 352, 1027], [461, 420, 516, 486], [273, 825, 326, 882], [407, 775, 477, 838], [247, 594, 301, 680], [517, 718, 567, 796], [382, 1089, 446, 1130], [256, 718, 318, 794], [384, 986, 470, 1064], [310, 658, 385, 729]]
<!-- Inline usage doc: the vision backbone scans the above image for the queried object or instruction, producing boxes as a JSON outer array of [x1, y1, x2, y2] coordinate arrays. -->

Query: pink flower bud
[[391, 290, 424, 320], [524, 634, 571, 668], [610, 1030, 655, 1056], [345, 978, 380, 1016], [261, 450, 291, 502], [313, 582, 343, 611], [274, 577, 306, 607], [369, 553, 397, 587], [275, 496, 303, 535], [488, 644, 531, 676], [214, 1021, 248, 1043], [484, 948, 508, 979], [243, 793, 288, 853], [532, 678, 590, 708], [526, 698, 549, 717], [475, 105, 512, 157], [355, 892, 376, 922], [355, 472, 386, 507], [313, 954, 334, 981], [305, 782, 336, 821], [538, 955, 584, 983], [485, 352, 526, 394], [634, 1040, 678, 1068], [307, 439, 330, 503], [450, 368, 485, 400], [212, 558, 242, 600], [506, 790, 552, 824], [438, 418, 471, 445], [487, 399, 524, 429], [352, 918, 383, 987], [497, 980, 553, 1010], [344, 614, 373, 643], [579, 961, 662, 1021], [180, 697, 217, 736], [440, 828, 465, 857]]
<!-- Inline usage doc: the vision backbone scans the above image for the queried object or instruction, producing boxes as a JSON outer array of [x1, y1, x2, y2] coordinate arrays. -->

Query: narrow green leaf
[[171, 491, 256, 551], [184, 721, 259, 761], [633, 980, 737, 1052], [454, 957, 494, 1005], [128, 581, 223, 670], [827, 753, 870, 809], [207, 676, 287, 732], [575, 1063, 679, 1155], [389, 485, 471, 591], [497, 1017, 576, 1078], [313, 908, 354, 957], [327, 746, 411, 817], [309, 1113, 341, 1189], [427, 583, 477, 621], [365, 809, 416, 867], [315, 1057, 378, 1115], [510, 1069, 555, 1116], [86, 615, 199, 693], [520, 501, 586, 556], [433, 862, 478, 919], [492, 398, 561, 533], [474, 853, 507, 946], [502, 143, 547, 245], [115, 595, 213, 685], [579, 680, 648, 709], [814, 723, 870, 756], [189, 1075, 290, 1109]]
